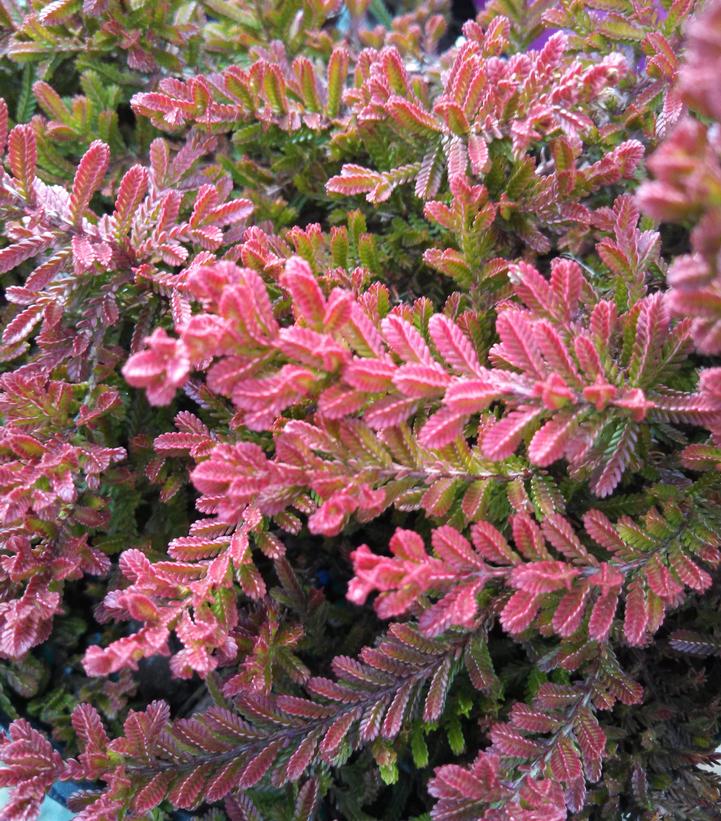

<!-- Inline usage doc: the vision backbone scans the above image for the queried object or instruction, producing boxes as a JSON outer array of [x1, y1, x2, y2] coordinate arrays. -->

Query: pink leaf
[[69, 141, 110, 225]]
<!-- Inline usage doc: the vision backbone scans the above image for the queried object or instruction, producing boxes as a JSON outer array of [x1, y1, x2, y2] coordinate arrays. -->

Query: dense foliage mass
[[0, 0, 720, 818]]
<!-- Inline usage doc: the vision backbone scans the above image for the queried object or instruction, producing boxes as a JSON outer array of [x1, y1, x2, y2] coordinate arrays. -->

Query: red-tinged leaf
[[359, 699, 387, 742], [428, 762, 487, 801], [7, 124, 36, 200], [534, 320, 581, 383], [509, 703, 559, 734], [237, 739, 285, 788], [416, 145, 444, 199], [490, 724, 543, 758], [435, 100, 470, 136], [468, 132, 490, 175], [204, 757, 246, 803], [510, 561, 580, 594], [319, 710, 358, 758], [428, 314, 481, 375], [69, 141, 110, 225], [2, 303, 44, 345], [575, 335, 602, 378], [418, 407, 465, 449], [646, 588, 666, 635], [528, 415, 577, 467], [565, 776, 587, 814], [512, 261, 556, 315], [424, 199, 455, 230], [382, 680, 414, 738], [630, 293, 669, 387], [326, 164, 382, 198], [493, 310, 545, 378], [606, 669, 644, 706], [483, 407, 543, 461], [670, 550, 712, 592], [511, 514, 550, 561], [446, 135, 467, 180], [168, 762, 213, 808], [0, 235, 53, 275], [444, 378, 498, 414], [423, 655, 453, 721], [623, 579, 649, 646], [471, 521, 519, 565], [381, 314, 433, 364], [432, 525, 482, 569], [317, 384, 365, 419], [464, 635, 497, 693], [387, 95, 439, 135], [461, 479, 489, 521], [542, 513, 595, 563], [583, 510, 625, 552], [645, 556, 683, 602], [552, 583, 590, 637], [393, 363, 450, 397], [113, 165, 148, 240], [284, 731, 321, 782], [365, 395, 418, 430], [134, 770, 173, 813], [550, 736, 583, 783], [344, 357, 397, 391], [588, 590, 618, 642], [588, 563, 624, 592], [235, 558, 267, 600], [281, 256, 326, 326], [294, 777, 320, 820], [71, 704, 109, 751], [534, 684, 580, 711], [500, 590, 541, 635], [423, 247, 473, 282], [573, 706, 606, 764], [420, 580, 482, 636], [209, 198, 253, 226]]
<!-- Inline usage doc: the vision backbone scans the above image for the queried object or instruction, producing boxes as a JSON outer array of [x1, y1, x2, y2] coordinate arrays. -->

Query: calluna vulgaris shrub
[[1, 0, 721, 818]]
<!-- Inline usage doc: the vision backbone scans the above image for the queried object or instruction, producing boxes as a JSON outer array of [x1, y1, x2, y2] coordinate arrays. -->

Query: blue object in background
[[0, 787, 74, 820]]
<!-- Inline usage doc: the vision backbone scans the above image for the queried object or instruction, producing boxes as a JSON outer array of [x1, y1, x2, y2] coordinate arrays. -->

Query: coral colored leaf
[[7, 124, 36, 201], [418, 407, 466, 449], [237, 739, 285, 788], [623, 579, 649, 646], [428, 314, 481, 375], [588, 590, 619, 642], [528, 414, 577, 466], [69, 141, 110, 225], [552, 583, 590, 637], [471, 521, 519, 565], [500, 590, 541, 634], [319, 711, 358, 759], [285, 731, 321, 782], [550, 736, 583, 783], [490, 724, 543, 758], [113, 165, 148, 240], [483, 407, 544, 461], [510, 561, 580, 594]]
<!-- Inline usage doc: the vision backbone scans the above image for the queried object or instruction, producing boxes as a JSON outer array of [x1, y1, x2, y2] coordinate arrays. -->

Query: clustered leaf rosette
[[326, 23, 646, 273]]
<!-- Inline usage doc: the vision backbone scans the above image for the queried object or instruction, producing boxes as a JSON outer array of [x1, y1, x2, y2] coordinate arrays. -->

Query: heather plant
[[0, 0, 720, 819]]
